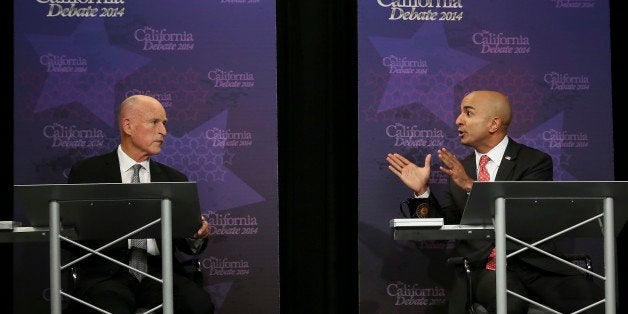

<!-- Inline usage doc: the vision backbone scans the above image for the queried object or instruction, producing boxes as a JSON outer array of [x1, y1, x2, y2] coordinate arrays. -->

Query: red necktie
[[478, 155, 490, 182], [478, 155, 498, 271]]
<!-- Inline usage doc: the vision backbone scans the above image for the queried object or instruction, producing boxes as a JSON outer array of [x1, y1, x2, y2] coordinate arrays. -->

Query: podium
[[391, 181, 628, 314], [14, 182, 202, 314]]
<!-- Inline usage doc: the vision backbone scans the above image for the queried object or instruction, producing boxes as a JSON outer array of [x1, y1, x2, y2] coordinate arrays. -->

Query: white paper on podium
[[389, 218, 444, 229]]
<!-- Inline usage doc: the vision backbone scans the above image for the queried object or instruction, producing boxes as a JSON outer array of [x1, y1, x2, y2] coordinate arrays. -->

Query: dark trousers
[[65, 268, 214, 314], [448, 260, 604, 314]]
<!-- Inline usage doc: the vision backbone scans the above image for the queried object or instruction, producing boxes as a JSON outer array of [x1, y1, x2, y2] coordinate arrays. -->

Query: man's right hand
[[386, 153, 431, 196], [437, 148, 474, 193]]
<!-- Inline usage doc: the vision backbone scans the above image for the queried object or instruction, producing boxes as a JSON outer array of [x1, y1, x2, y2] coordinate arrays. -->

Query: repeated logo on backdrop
[[359, 0, 611, 313], [14, 1, 278, 313]]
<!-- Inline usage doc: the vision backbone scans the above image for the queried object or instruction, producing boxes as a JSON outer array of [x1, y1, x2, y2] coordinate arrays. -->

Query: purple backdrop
[[358, 1, 613, 312], [13, 1, 278, 313]]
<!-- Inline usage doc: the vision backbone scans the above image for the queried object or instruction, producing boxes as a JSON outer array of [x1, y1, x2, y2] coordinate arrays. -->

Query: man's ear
[[489, 117, 501, 133], [122, 119, 132, 133]]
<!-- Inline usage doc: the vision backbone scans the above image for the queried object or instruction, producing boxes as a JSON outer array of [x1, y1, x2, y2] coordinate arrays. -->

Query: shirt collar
[[475, 136, 508, 166], [117, 145, 150, 173]]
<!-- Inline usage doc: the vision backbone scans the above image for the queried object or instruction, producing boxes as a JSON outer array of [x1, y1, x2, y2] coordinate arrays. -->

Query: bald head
[[118, 95, 162, 130], [456, 90, 512, 152], [463, 90, 512, 130], [118, 95, 168, 161]]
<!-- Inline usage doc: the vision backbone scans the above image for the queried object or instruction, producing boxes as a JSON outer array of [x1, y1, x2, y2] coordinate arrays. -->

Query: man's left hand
[[194, 215, 210, 239]]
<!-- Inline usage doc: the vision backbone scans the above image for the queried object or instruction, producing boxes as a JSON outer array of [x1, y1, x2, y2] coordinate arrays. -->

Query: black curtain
[[277, 1, 359, 313], [2, 4, 15, 313], [610, 0, 628, 309]]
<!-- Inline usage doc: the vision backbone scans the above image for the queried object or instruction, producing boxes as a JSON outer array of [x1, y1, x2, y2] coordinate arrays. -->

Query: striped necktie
[[129, 164, 147, 280]]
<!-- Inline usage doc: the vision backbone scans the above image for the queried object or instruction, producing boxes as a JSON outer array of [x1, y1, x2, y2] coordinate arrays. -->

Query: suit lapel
[[494, 138, 520, 181], [462, 154, 476, 181], [148, 160, 165, 182], [103, 150, 124, 183]]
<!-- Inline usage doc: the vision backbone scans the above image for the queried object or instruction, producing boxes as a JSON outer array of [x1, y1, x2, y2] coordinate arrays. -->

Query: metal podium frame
[[14, 182, 202, 314], [391, 181, 628, 314]]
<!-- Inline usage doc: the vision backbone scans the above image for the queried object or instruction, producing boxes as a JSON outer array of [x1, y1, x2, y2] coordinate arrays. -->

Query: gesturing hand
[[386, 153, 431, 195], [437, 148, 474, 192]]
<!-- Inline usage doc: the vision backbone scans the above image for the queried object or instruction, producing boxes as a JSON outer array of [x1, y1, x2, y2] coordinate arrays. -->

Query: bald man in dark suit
[[65, 95, 214, 314], [387, 91, 603, 313]]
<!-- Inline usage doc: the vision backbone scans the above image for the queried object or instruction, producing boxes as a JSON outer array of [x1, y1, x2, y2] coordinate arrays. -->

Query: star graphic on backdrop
[[26, 17, 150, 126], [158, 110, 264, 307], [206, 281, 233, 310], [156, 109, 264, 212], [369, 21, 489, 125], [512, 111, 577, 181]]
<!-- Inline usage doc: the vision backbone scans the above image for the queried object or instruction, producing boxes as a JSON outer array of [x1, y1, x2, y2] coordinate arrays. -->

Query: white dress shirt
[[474, 136, 509, 182], [117, 145, 159, 255]]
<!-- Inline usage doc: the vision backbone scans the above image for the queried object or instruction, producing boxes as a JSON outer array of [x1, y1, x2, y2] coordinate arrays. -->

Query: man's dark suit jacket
[[65, 149, 207, 292], [414, 137, 579, 274]]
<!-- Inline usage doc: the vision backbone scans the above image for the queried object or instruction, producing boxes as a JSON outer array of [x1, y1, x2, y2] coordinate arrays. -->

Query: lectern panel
[[14, 182, 202, 240]]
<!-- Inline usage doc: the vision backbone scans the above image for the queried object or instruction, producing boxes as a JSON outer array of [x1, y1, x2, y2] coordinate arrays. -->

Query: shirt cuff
[[186, 238, 205, 254], [413, 187, 430, 198]]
